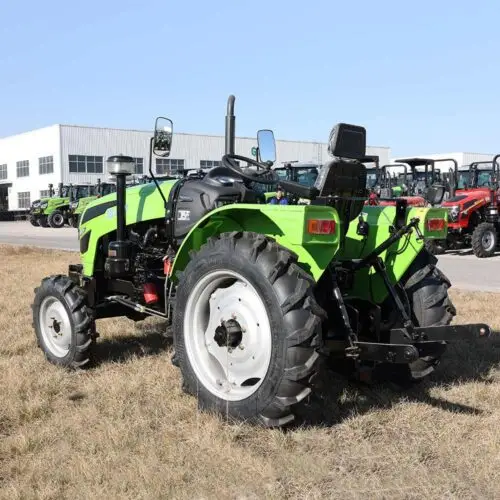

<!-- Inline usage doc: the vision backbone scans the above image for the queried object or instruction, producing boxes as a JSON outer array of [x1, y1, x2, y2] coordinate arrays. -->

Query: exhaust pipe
[[225, 95, 235, 155]]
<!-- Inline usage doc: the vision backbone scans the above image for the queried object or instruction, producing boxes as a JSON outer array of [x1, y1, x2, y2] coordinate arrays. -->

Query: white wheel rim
[[482, 230, 495, 252], [53, 214, 63, 225], [39, 296, 72, 357], [183, 269, 272, 402]]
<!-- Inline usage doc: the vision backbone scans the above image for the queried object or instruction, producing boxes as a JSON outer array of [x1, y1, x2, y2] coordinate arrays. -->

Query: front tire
[[32, 275, 94, 368], [471, 222, 497, 258], [29, 214, 39, 227], [48, 210, 66, 228], [39, 215, 49, 227], [68, 215, 79, 228], [172, 231, 323, 427]]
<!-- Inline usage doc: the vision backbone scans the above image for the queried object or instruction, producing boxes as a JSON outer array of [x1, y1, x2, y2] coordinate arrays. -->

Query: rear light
[[426, 218, 446, 232], [143, 282, 158, 304], [163, 256, 172, 276], [307, 219, 336, 235]]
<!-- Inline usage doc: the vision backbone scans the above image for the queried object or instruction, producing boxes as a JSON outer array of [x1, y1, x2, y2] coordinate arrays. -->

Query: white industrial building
[[0, 124, 391, 212], [392, 152, 498, 172]]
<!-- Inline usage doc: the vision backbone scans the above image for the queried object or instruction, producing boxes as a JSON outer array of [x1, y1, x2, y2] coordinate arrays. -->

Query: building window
[[133, 157, 144, 174], [200, 159, 239, 169], [18, 191, 30, 209], [40, 190, 51, 198], [0, 164, 7, 180], [68, 155, 103, 173], [16, 160, 29, 177], [39, 156, 54, 175], [156, 158, 184, 175], [200, 160, 220, 169]]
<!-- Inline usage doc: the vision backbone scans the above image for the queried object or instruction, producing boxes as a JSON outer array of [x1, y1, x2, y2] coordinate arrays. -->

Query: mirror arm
[[148, 136, 168, 210]]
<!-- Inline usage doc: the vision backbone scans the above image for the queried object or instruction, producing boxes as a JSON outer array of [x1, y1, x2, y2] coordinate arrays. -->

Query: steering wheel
[[220, 154, 279, 185]]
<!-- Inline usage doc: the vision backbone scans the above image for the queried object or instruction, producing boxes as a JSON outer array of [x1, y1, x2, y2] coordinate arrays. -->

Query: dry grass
[[1, 244, 500, 499]]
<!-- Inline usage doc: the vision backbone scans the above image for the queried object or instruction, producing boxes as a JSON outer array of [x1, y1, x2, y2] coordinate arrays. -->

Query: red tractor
[[429, 155, 500, 257]]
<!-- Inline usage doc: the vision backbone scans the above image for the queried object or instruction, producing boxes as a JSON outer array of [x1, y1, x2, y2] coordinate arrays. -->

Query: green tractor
[[31, 183, 95, 228], [32, 95, 491, 427], [29, 183, 70, 227], [68, 180, 117, 228]]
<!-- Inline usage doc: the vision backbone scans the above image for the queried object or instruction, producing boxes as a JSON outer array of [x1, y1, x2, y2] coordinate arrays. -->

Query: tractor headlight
[[447, 205, 459, 222], [40, 201, 48, 209], [32, 201, 40, 208], [70, 201, 78, 209]]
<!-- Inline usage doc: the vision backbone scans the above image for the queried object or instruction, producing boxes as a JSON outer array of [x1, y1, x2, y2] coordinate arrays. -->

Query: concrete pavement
[[0, 221, 499, 293]]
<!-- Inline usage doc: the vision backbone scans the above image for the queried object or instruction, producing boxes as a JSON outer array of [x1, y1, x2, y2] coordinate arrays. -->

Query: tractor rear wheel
[[424, 238, 446, 255], [48, 210, 65, 228], [471, 222, 497, 258], [32, 275, 94, 368], [172, 231, 323, 427], [396, 248, 457, 383]]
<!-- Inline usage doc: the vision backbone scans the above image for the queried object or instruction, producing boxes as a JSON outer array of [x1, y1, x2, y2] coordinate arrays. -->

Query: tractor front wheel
[[32, 275, 94, 368], [68, 215, 79, 228], [39, 215, 49, 227], [471, 222, 497, 258], [48, 210, 66, 228], [29, 214, 39, 227], [172, 231, 323, 427]]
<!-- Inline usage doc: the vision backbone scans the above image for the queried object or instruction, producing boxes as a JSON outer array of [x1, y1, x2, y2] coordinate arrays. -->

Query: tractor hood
[[442, 189, 492, 208], [79, 179, 179, 228]]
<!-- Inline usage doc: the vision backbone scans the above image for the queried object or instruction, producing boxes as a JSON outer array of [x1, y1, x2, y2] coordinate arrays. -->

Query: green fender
[[337, 205, 448, 303], [170, 204, 342, 283]]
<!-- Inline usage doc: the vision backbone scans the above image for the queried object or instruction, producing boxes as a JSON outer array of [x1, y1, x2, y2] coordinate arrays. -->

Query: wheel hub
[[482, 231, 494, 251], [39, 296, 72, 357], [214, 319, 243, 349], [183, 270, 272, 402]]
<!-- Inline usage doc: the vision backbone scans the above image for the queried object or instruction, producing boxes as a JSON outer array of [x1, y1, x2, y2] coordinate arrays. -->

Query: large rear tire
[[32, 275, 94, 369], [172, 231, 323, 427], [397, 249, 457, 382], [424, 238, 446, 255], [471, 222, 497, 258]]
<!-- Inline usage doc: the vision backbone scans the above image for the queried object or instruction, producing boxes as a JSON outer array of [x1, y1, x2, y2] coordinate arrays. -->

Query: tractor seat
[[311, 159, 368, 238]]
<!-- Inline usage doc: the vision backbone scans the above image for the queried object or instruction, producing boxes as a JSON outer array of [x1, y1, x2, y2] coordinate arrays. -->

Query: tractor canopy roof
[[394, 157, 436, 168]]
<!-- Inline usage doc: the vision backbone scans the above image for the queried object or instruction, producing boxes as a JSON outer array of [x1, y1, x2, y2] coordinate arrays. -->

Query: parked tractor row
[[29, 181, 116, 229], [32, 95, 492, 427], [361, 156, 500, 258]]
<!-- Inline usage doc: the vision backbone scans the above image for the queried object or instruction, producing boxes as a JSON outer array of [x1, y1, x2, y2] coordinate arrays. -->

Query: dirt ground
[[1, 244, 500, 500]]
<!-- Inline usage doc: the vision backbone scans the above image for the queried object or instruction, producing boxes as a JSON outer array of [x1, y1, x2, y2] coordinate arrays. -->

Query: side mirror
[[257, 129, 276, 164], [153, 117, 173, 157]]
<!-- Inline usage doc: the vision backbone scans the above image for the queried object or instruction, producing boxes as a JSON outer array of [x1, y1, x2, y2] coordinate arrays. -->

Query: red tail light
[[426, 218, 446, 232], [143, 282, 158, 304], [307, 219, 336, 235], [163, 257, 172, 276]]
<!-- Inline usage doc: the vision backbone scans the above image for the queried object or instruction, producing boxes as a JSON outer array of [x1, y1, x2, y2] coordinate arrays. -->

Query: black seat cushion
[[312, 159, 368, 239]]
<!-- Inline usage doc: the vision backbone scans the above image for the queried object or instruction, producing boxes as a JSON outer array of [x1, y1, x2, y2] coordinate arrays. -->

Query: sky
[[0, 0, 499, 156]]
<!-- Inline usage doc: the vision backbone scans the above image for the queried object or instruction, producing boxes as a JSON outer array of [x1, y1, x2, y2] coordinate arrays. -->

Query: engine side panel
[[78, 180, 178, 275]]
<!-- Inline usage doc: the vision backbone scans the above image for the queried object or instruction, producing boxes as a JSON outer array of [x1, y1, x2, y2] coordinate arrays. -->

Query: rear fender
[[339, 205, 448, 303], [170, 204, 341, 282]]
